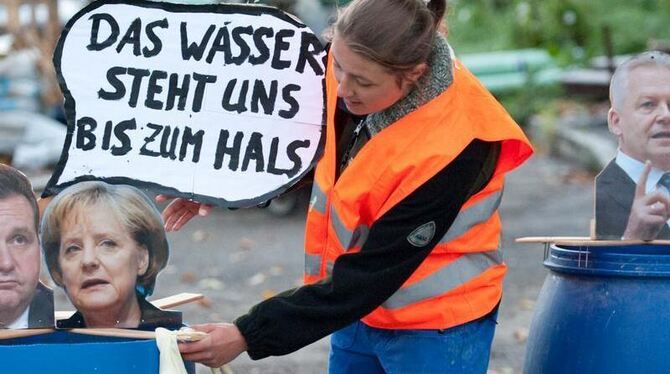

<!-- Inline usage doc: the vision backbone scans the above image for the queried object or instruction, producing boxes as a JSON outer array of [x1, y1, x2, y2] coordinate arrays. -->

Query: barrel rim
[[544, 243, 670, 277]]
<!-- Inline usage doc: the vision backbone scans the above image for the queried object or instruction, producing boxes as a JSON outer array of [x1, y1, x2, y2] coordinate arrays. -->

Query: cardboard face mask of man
[[595, 51, 670, 240], [0, 164, 54, 328]]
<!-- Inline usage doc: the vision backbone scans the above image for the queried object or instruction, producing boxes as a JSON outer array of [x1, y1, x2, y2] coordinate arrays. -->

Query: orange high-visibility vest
[[304, 54, 533, 330]]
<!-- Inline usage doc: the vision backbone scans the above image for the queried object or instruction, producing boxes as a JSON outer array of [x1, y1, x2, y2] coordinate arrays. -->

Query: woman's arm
[[180, 139, 500, 366]]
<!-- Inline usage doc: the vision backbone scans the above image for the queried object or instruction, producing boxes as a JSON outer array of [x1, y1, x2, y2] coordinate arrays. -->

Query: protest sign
[[46, 0, 326, 207]]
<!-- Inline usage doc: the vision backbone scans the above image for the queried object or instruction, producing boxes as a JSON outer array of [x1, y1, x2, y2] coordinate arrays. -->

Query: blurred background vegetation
[[254, 0, 670, 125], [265, 0, 670, 63], [446, 0, 670, 65]]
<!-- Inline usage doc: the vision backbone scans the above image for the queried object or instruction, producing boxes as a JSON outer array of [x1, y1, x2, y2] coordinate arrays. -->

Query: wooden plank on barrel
[[0, 328, 54, 340], [69, 327, 207, 342], [516, 236, 670, 246]]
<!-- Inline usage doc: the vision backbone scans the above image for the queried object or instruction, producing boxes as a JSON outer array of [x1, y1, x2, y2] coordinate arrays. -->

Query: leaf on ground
[[519, 298, 535, 311], [269, 266, 284, 276], [238, 238, 255, 251], [198, 278, 225, 290], [261, 289, 277, 299], [197, 297, 213, 309], [192, 229, 210, 243], [180, 272, 197, 284], [514, 327, 529, 343], [247, 273, 266, 286]]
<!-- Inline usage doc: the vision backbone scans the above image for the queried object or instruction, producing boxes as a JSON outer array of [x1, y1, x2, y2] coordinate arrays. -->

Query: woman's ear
[[407, 63, 428, 84], [400, 63, 428, 91], [137, 245, 149, 277]]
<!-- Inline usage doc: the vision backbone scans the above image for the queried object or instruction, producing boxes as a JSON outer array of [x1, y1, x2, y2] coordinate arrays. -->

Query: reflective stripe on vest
[[309, 183, 327, 214], [307, 189, 503, 276], [304, 252, 334, 278], [326, 189, 503, 252], [381, 250, 503, 310], [439, 190, 503, 244], [331, 205, 369, 251], [305, 253, 321, 276]]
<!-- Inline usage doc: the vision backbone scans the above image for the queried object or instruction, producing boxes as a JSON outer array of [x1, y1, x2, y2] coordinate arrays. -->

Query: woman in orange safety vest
[[168, 0, 533, 372]]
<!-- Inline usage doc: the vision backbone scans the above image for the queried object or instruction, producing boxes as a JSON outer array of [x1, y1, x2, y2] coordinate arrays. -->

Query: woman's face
[[58, 206, 148, 314], [331, 35, 418, 115]]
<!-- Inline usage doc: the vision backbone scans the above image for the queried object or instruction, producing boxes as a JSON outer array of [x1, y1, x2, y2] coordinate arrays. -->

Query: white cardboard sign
[[46, 0, 326, 207]]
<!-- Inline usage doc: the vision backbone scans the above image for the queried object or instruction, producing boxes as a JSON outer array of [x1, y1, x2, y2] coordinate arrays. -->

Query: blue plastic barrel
[[524, 244, 670, 373], [0, 331, 195, 374]]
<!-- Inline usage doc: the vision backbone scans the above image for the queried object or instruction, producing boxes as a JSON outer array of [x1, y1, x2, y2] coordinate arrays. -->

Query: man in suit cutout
[[595, 51, 670, 240], [0, 164, 54, 328]]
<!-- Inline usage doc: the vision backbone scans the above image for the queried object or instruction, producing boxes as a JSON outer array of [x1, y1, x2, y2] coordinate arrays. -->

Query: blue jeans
[[328, 310, 498, 374]]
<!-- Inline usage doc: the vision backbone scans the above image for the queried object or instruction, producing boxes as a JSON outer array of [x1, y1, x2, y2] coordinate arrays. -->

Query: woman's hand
[[178, 323, 247, 368], [155, 195, 213, 232]]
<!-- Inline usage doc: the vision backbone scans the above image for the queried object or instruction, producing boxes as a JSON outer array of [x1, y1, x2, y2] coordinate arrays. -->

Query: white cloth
[[155, 327, 188, 374], [615, 150, 670, 227]]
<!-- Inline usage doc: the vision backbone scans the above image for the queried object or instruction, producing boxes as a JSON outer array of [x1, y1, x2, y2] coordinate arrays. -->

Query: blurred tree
[[447, 0, 670, 64], [512, 0, 591, 63]]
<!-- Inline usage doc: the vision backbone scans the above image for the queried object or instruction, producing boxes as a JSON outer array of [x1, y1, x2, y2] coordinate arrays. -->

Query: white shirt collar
[[615, 150, 670, 227], [6, 306, 29, 329], [615, 150, 669, 194]]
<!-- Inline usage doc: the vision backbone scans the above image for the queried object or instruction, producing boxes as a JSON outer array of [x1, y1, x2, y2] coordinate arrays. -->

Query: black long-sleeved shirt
[[235, 103, 500, 359]]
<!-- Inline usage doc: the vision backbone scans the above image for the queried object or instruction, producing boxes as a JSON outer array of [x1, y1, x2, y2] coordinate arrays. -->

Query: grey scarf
[[364, 35, 454, 136]]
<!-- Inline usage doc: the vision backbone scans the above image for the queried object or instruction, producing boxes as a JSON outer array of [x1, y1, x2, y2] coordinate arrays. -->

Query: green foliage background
[[253, 0, 670, 123], [248, 0, 670, 62], [446, 0, 670, 65]]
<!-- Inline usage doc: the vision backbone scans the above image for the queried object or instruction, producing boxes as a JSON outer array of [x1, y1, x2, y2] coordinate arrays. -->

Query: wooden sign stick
[[153, 293, 204, 309], [68, 327, 207, 342]]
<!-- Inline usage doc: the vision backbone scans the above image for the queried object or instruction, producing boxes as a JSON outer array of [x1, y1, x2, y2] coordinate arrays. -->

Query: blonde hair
[[41, 181, 168, 295]]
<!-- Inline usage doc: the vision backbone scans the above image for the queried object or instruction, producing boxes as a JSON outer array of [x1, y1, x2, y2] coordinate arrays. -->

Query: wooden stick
[[516, 236, 591, 243], [516, 236, 670, 246], [69, 328, 157, 340], [68, 328, 207, 342], [0, 328, 54, 340], [152, 293, 204, 309], [0, 327, 207, 342]]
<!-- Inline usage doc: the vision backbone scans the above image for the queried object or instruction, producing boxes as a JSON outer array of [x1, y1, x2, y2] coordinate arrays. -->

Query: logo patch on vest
[[407, 221, 436, 247]]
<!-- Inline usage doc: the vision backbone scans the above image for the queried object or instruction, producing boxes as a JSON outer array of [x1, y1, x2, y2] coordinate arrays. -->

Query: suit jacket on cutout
[[28, 281, 55, 328], [595, 160, 670, 239]]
